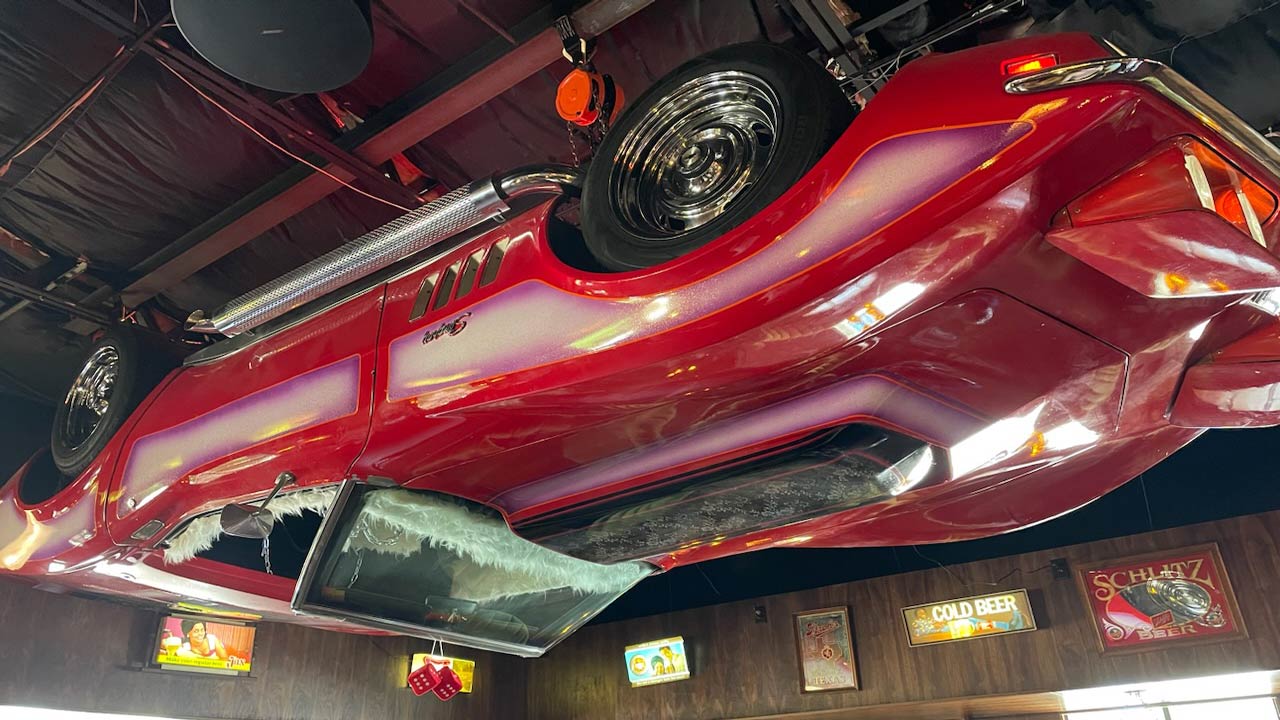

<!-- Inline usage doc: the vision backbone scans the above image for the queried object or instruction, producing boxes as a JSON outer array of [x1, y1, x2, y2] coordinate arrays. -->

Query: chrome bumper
[[1005, 57, 1280, 185]]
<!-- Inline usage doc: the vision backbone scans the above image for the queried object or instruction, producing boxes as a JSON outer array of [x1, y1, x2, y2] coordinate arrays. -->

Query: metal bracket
[[555, 16, 594, 66], [778, 0, 865, 82]]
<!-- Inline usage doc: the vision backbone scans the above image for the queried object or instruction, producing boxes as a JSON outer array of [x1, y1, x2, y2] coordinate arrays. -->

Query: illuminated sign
[[410, 654, 475, 693], [901, 589, 1037, 647], [155, 615, 256, 675], [1076, 543, 1245, 654], [624, 637, 689, 687]]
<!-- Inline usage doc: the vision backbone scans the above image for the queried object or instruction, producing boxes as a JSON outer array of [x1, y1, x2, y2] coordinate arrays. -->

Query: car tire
[[580, 42, 855, 271], [50, 328, 175, 479]]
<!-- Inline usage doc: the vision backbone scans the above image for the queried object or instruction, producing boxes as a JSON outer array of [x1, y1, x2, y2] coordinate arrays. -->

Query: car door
[[105, 285, 384, 546]]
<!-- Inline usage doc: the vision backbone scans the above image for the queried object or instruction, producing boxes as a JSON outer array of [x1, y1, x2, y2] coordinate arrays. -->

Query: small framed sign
[[793, 607, 858, 692], [624, 637, 690, 687], [901, 589, 1037, 647], [1076, 543, 1246, 655]]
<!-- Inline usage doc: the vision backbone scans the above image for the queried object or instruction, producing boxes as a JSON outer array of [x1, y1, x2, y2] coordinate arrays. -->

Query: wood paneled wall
[[0, 579, 523, 720], [4, 511, 1279, 720], [525, 511, 1280, 720]]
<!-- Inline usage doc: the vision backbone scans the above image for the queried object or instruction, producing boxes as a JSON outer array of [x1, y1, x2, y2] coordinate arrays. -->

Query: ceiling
[[0, 0, 769, 400]]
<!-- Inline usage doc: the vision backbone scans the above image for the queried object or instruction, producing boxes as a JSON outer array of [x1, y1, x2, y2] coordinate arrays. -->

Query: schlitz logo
[[804, 620, 840, 639], [1089, 557, 1216, 603], [421, 312, 471, 345]]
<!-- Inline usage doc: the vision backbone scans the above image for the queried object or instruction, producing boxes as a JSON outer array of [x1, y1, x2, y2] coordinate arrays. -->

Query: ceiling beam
[[0, 271, 113, 327], [0, 13, 165, 187], [0, 224, 51, 269], [0, 258, 90, 326], [112, 0, 654, 307]]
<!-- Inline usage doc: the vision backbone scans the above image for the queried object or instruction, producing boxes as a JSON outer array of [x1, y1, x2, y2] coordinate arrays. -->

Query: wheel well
[[16, 450, 67, 506], [545, 197, 614, 273]]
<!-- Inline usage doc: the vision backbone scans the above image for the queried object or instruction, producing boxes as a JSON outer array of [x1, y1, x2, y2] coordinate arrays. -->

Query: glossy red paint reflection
[[1046, 210, 1280, 298]]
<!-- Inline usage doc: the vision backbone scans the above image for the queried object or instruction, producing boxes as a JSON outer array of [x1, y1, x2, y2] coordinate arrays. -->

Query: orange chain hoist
[[553, 17, 623, 128]]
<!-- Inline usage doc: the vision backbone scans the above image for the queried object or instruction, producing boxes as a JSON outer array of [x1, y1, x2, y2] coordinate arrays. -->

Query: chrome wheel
[[609, 71, 780, 239], [61, 346, 119, 451]]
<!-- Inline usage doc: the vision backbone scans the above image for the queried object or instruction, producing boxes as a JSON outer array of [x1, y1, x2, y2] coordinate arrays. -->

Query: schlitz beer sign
[[901, 589, 1036, 647], [1076, 543, 1246, 655], [793, 607, 859, 692]]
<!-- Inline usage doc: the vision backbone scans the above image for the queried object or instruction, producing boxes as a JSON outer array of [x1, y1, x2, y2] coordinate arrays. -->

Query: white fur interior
[[164, 485, 650, 600], [163, 487, 338, 564], [348, 489, 651, 599]]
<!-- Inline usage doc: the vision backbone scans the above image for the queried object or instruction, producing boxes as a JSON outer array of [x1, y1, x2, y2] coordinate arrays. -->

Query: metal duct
[[188, 165, 581, 336]]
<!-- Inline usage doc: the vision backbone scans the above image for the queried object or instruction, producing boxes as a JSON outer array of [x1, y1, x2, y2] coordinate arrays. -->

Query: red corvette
[[4, 32, 1280, 657]]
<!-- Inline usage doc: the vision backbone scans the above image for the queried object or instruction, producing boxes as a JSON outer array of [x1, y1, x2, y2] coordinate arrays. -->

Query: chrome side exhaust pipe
[[188, 165, 582, 336]]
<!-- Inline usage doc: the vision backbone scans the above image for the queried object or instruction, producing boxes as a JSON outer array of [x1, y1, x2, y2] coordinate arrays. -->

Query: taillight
[[1001, 53, 1058, 76], [1065, 137, 1276, 245]]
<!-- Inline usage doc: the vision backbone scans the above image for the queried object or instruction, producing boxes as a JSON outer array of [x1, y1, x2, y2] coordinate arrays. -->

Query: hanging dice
[[407, 662, 441, 696], [433, 666, 463, 701]]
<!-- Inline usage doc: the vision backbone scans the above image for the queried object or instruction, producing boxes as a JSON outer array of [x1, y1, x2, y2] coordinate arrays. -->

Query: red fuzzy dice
[[407, 662, 441, 697], [433, 666, 463, 701]]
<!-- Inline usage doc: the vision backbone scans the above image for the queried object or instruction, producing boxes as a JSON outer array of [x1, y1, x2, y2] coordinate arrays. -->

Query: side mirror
[[219, 471, 295, 539], [220, 503, 275, 539]]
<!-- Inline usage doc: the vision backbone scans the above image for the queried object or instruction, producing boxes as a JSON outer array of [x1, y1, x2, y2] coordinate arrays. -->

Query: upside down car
[[4, 31, 1280, 657]]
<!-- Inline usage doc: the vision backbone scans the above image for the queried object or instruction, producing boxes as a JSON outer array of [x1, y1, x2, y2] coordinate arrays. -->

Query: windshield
[[293, 483, 652, 656]]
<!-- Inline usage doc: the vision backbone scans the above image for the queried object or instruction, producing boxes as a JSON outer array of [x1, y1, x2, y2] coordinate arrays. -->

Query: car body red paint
[[4, 33, 1280, 631]]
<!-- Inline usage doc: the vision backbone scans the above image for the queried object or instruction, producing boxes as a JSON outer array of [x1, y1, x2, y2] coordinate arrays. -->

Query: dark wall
[[0, 579, 524, 720], [525, 511, 1280, 720], [0, 393, 51, 482]]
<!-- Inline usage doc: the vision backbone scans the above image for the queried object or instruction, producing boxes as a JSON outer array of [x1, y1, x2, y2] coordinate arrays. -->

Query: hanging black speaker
[[171, 0, 373, 94]]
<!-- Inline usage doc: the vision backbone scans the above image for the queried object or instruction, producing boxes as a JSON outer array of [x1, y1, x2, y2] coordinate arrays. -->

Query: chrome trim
[[294, 598, 550, 658], [1096, 36, 1127, 56], [129, 519, 166, 541], [1006, 58, 1280, 183], [290, 479, 356, 612], [497, 164, 583, 199], [62, 345, 120, 451], [195, 166, 581, 338], [184, 309, 217, 334], [1243, 288, 1280, 316]]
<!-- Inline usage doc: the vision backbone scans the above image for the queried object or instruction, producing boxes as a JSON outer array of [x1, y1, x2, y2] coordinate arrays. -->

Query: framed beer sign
[[793, 607, 859, 692], [1076, 543, 1246, 655], [901, 589, 1037, 647]]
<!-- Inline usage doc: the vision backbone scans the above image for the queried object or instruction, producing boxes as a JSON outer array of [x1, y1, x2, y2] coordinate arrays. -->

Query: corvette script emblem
[[422, 312, 471, 345]]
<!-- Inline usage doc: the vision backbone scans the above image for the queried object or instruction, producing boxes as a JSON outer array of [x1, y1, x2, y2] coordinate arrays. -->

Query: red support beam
[[118, 0, 653, 307]]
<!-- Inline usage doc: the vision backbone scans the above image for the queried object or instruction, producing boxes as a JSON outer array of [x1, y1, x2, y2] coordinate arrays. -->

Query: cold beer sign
[[901, 589, 1037, 647]]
